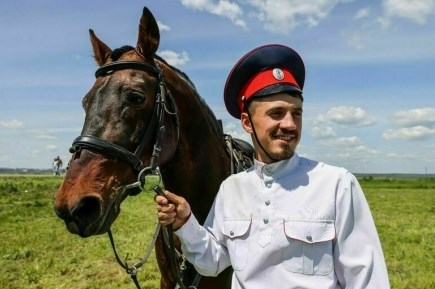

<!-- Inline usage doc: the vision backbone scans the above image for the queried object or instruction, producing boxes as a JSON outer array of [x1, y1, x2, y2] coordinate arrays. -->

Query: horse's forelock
[[110, 45, 135, 61]]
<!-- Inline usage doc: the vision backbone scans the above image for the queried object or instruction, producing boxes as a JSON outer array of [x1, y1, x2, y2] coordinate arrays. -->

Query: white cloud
[[223, 122, 251, 143], [46, 145, 58, 151], [354, 7, 370, 20], [248, 0, 351, 33], [0, 119, 24, 129], [393, 107, 435, 127], [344, 31, 365, 50], [379, 0, 435, 28], [382, 125, 435, 140], [35, 134, 57, 140], [181, 0, 246, 28], [29, 128, 59, 140], [158, 50, 190, 66], [157, 20, 171, 32], [316, 106, 375, 127], [311, 126, 336, 139], [180, 0, 356, 33], [352, 145, 378, 155], [337, 150, 376, 160], [319, 135, 362, 147], [383, 108, 435, 140]]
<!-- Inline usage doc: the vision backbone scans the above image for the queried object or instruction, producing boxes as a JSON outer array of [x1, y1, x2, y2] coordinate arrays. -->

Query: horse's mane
[[110, 46, 224, 138], [153, 55, 223, 137], [155, 55, 223, 135]]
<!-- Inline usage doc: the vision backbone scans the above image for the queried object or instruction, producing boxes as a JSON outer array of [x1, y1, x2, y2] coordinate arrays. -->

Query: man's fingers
[[155, 190, 191, 229], [157, 211, 176, 226], [155, 195, 168, 205], [164, 190, 185, 205], [154, 191, 184, 206], [157, 211, 176, 220], [156, 203, 175, 213]]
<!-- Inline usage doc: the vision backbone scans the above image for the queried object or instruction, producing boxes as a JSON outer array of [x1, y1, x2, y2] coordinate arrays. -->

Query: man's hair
[[246, 93, 303, 114]]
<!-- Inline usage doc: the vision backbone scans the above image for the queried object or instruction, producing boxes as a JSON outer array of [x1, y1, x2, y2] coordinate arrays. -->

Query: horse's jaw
[[53, 155, 134, 238]]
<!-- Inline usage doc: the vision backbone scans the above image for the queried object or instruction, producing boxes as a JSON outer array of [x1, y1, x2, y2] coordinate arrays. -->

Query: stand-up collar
[[254, 153, 300, 179]]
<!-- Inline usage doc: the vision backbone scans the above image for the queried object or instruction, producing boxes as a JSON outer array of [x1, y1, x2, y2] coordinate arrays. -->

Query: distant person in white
[[155, 44, 390, 289], [53, 156, 63, 176]]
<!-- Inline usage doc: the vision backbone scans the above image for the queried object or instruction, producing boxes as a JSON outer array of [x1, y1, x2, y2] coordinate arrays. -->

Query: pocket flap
[[223, 219, 252, 239], [284, 220, 335, 243]]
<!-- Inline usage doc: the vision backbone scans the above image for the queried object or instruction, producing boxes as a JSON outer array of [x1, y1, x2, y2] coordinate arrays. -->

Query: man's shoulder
[[225, 166, 254, 180], [299, 156, 351, 176]]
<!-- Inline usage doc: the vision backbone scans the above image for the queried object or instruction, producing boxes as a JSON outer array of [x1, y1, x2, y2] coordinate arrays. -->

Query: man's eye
[[293, 111, 302, 117]]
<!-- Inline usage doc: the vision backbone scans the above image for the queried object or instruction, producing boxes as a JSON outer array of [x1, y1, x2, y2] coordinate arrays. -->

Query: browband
[[95, 61, 160, 78]]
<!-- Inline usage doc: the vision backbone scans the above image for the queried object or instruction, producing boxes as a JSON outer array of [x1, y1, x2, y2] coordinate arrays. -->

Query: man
[[53, 156, 63, 176], [156, 44, 390, 288]]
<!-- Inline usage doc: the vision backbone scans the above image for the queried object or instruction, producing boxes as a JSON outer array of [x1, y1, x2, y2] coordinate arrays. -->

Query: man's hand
[[155, 190, 191, 230]]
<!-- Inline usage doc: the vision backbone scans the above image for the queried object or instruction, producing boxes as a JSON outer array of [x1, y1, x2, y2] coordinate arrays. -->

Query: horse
[[54, 7, 252, 289]]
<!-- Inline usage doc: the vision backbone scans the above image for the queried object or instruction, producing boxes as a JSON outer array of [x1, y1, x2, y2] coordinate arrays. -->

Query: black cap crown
[[224, 44, 305, 119]]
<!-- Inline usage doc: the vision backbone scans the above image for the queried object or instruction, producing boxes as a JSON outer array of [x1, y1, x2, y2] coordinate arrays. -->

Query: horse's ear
[[89, 29, 112, 66], [136, 7, 160, 58]]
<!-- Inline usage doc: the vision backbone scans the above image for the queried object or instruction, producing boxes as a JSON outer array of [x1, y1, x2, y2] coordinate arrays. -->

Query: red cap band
[[237, 68, 300, 113]]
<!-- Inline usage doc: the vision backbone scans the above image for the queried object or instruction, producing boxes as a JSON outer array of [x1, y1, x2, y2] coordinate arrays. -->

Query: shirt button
[[263, 218, 269, 224], [265, 200, 270, 206], [230, 231, 234, 236], [306, 235, 313, 242], [266, 182, 272, 188]]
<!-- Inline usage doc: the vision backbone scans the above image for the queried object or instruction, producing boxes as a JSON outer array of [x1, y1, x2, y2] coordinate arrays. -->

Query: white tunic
[[175, 154, 390, 289]]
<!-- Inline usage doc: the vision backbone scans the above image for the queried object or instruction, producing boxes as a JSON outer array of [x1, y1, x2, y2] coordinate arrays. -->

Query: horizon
[[1, 167, 434, 178]]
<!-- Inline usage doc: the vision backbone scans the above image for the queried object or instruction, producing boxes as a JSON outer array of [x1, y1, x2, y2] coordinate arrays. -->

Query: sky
[[0, 0, 434, 174]]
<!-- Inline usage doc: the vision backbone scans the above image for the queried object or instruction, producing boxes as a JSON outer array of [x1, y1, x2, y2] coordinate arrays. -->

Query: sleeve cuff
[[174, 213, 204, 246]]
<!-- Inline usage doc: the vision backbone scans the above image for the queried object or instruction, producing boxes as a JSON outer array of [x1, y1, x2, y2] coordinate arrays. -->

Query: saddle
[[224, 134, 255, 174]]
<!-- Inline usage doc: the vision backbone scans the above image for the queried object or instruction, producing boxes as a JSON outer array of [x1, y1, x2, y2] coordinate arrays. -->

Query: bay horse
[[53, 7, 252, 289]]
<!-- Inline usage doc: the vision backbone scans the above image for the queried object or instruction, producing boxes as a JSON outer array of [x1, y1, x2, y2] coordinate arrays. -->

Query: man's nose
[[281, 112, 296, 129]]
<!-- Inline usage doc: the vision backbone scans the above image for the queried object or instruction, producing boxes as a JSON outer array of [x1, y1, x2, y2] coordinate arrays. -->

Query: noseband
[[69, 60, 178, 185]]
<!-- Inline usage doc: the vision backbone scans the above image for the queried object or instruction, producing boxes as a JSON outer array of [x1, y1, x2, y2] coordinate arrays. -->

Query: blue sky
[[1, 0, 434, 174]]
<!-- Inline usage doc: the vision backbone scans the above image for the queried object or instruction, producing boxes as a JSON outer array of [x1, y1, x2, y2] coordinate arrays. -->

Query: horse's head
[[54, 7, 180, 237]]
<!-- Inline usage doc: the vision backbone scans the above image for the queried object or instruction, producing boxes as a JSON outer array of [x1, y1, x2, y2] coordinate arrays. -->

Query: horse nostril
[[71, 195, 102, 225], [54, 206, 69, 220]]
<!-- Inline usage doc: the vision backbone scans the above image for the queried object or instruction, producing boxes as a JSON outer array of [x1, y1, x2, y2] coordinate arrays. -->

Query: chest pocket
[[282, 219, 335, 275], [223, 219, 252, 271]]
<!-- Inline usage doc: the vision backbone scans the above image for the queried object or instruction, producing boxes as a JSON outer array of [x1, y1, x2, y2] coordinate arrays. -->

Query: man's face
[[241, 92, 303, 163]]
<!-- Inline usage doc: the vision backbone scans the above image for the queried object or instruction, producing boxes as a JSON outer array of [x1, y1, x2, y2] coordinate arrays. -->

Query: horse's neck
[[161, 116, 231, 223], [157, 62, 232, 221]]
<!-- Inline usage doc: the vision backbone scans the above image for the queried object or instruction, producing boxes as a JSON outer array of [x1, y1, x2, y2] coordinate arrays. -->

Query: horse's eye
[[126, 92, 146, 106]]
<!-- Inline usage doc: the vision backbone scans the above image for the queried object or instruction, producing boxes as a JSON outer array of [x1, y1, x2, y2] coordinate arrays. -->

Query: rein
[[69, 59, 199, 289]]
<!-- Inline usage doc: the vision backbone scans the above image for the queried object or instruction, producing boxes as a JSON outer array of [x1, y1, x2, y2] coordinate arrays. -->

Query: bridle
[[70, 60, 170, 176], [68, 59, 200, 289]]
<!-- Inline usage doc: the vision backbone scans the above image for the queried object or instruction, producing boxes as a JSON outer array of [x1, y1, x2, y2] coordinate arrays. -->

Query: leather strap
[[95, 61, 160, 78], [70, 135, 144, 170]]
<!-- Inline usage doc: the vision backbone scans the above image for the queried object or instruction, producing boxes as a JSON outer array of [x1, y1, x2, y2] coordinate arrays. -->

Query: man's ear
[[241, 112, 253, 134]]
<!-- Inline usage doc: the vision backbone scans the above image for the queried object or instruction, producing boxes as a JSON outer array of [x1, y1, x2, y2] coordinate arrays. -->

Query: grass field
[[0, 175, 434, 289]]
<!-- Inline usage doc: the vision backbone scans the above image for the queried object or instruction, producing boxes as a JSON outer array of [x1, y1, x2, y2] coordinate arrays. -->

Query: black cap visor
[[251, 83, 302, 98]]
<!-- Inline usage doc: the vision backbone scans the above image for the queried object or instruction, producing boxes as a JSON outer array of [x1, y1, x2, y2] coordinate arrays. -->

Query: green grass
[[0, 176, 434, 288], [0, 176, 161, 289], [360, 177, 435, 289]]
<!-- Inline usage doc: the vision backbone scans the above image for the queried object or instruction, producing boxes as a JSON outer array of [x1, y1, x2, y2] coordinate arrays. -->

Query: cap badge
[[272, 68, 284, 80]]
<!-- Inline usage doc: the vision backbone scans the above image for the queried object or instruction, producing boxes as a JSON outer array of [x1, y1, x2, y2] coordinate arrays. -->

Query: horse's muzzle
[[54, 194, 111, 237]]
